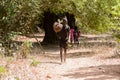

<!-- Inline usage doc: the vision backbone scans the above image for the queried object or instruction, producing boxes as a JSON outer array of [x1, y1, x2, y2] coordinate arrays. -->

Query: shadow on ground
[[43, 51, 95, 59], [38, 44, 95, 59], [62, 65, 120, 80]]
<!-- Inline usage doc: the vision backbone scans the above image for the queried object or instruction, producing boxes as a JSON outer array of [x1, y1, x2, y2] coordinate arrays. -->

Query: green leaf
[[0, 66, 6, 74]]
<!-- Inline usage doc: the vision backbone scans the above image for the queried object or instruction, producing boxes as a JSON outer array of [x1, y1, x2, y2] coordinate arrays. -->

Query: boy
[[57, 18, 70, 63]]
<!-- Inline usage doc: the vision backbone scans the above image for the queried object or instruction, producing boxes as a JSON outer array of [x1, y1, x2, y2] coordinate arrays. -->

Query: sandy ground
[[0, 34, 120, 80], [0, 45, 120, 80]]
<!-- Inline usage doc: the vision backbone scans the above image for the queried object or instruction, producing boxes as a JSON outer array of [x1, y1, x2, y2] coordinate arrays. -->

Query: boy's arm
[[66, 26, 70, 40]]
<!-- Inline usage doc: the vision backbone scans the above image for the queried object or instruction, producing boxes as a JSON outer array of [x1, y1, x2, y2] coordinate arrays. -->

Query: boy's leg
[[64, 48, 67, 63], [77, 38, 79, 47], [60, 47, 63, 63], [70, 40, 72, 47]]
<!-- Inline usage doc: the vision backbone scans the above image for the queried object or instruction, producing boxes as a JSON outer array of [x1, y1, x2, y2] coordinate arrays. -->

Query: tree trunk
[[66, 13, 75, 29], [41, 11, 75, 44], [42, 11, 58, 44]]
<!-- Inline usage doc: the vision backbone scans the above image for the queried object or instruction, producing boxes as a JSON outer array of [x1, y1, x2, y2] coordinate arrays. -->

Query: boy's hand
[[65, 37, 69, 41]]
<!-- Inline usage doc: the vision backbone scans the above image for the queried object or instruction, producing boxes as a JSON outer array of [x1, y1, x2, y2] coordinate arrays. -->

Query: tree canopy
[[0, 0, 119, 34]]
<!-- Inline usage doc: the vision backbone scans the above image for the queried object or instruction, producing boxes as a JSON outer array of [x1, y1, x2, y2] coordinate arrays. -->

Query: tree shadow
[[40, 61, 61, 65], [42, 49, 95, 59], [62, 65, 120, 80], [107, 53, 120, 59], [32, 44, 95, 59]]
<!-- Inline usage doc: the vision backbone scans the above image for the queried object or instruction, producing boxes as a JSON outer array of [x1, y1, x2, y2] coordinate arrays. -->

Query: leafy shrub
[[1, 31, 22, 56], [20, 41, 33, 58], [0, 66, 6, 78], [30, 58, 40, 67], [14, 77, 20, 80]]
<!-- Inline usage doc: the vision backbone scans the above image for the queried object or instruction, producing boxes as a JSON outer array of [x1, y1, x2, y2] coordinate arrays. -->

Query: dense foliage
[[0, 0, 119, 33], [0, 0, 119, 45], [0, 0, 42, 34]]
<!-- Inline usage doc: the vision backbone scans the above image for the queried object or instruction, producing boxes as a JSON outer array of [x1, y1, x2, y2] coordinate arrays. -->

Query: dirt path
[[40, 57, 120, 80], [34, 46, 120, 80], [1, 45, 120, 80], [6, 45, 118, 80], [1, 34, 120, 80]]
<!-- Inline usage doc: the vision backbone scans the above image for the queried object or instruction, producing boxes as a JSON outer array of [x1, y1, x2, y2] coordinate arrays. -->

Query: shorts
[[59, 39, 68, 49]]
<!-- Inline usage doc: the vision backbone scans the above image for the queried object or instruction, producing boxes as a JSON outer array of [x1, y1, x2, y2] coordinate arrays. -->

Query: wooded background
[[0, 0, 120, 44]]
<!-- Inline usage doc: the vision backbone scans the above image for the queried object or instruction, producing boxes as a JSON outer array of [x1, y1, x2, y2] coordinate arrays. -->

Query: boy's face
[[63, 20, 67, 25]]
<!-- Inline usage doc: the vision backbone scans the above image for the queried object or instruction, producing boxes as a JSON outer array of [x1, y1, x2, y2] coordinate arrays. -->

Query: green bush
[[1, 31, 22, 56], [0, 66, 6, 78], [30, 58, 40, 67], [20, 41, 33, 58]]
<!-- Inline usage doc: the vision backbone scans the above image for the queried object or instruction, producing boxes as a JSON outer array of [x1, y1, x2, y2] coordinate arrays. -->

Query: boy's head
[[62, 18, 68, 25]]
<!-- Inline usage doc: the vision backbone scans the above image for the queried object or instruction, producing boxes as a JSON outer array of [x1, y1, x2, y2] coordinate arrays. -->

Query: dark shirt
[[57, 24, 70, 48], [58, 25, 70, 40]]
